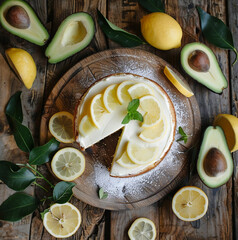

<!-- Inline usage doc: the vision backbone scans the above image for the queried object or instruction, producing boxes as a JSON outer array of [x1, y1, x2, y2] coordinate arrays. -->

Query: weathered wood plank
[[228, 1, 238, 239]]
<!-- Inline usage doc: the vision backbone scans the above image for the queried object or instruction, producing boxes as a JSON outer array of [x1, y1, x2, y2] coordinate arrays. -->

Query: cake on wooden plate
[[74, 73, 176, 177]]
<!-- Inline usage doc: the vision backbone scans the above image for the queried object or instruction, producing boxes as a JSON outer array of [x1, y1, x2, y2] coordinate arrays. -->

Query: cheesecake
[[75, 73, 176, 177]]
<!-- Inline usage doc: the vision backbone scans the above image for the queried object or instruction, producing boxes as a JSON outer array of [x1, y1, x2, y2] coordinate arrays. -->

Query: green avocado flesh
[[197, 126, 233, 188], [45, 12, 95, 64], [181, 42, 227, 93], [0, 0, 49, 46]]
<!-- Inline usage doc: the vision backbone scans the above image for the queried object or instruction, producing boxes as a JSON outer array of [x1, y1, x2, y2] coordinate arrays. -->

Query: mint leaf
[[40, 208, 49, 220], [122, 113, 131, 124], [178, 126, 186, 136], [122, 99, 143, 124], [177, 127, 188, 143], [99, 188, 108, 199], [127, 99, 140, 112], [131, 111, 143, 122]]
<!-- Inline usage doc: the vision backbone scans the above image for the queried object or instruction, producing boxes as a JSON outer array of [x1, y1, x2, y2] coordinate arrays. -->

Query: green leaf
[[7, 116, 34, 153], [197, 6, 238, 65], [131, 111, 143, 122], [99, 188, 108, 199], [178, 126, 186, 136], [0, 192, 39, 222], [40, 208, 49, 220], [127, 99, 140, 112], [122, 113, 131, 124], [53, 181, 76, 204], [138, 0, 165, 13], [29, 138, 60, 165], [5, 91, 23, 123], [0, 161, 36, 191], [97, 9, 145, 47]]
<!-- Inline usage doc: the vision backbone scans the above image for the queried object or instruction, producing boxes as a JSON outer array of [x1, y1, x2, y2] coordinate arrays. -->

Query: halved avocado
[[181, 42, 227, 93], [45, 12, 95, 64], [197, 126, 233, 188], [0, 0, 49, 46]]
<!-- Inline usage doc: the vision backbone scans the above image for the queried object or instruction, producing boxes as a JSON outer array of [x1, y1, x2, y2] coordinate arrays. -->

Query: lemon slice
[[164, 66, 194, 97], [127, 141, 158, 165], [49, 111, 74, 143], [78, 115, 95, 136], [5, 48, 36, 89], [213, 114, 238, 152], [116, 152, 140, 169], [139, 95, 161, 127], [128, 83, 154, 99], [117, 81, 134, 104], [172, 186, 208, 222], [90, 94, 107, 128], [51, 147, 85, 181], [103, 84, 120, 112], [128, 217, 156, 240], [43, 202, 81, 238], [139, 119, 167, 142]]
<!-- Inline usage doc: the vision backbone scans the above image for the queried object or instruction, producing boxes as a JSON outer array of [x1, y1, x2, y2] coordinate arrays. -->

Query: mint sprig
[[99, 188, 108, 199], [177, 126, 188, 144], [122, 99, 143, 124]]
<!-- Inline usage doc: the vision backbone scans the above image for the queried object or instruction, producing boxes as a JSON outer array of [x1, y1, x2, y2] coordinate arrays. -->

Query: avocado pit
[[188, 50, 210, 72], [6, 5, 30, 29], [203, 147, 227, 177]]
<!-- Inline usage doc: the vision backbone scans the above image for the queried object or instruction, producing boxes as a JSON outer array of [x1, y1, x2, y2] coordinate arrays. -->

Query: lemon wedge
[[43, 202, 81, 238], [116, 81, 133, 104], [78, 115, 95, 136], [90, 94, 107, 128], [5, 48, 36, 89], [172, 186, 208, 222], [116, 152, 139, 169], [164, 66, 194, 97], [127, 141, 158, 165], [128, 83, 154, 99], [49, 111, 74, 143], [103, 84, 120, 112], [128, 217, 156, 240], [51, 147, 85, 181]]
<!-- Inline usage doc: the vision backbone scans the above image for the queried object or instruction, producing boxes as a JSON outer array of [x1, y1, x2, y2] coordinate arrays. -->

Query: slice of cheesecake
[[74, 73, 176, 177]]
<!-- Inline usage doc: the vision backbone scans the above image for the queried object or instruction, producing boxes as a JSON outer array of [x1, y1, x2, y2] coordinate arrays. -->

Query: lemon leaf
[[53, 181, 75, 204], [138, 0, 165, 13]]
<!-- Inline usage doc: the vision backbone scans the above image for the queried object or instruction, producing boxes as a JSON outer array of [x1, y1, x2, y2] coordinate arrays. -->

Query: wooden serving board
[[40, 48, 201, 210]]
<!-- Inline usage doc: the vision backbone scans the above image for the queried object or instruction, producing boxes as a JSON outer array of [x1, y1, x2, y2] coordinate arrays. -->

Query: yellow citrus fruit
[[128, 217, 156, 240], [128, 83, 154, 99], [78, 115, 95, 136], [51, 147, 85, 181], [213, 114, 238, 152], [139, 95, 161, 127], [49, 111, 74, 143], [172, 186, 208, 221], [127, 141, 158, 165], [116, 152, 139, 169], [103, 84, 120, 112], [117, 81, 133, 104], [90, 94, 107, 128], [43, 202, 81, 238], [164, 66, 194, 97], [140, 12, 182, 50], [5, 48, 36, 89]]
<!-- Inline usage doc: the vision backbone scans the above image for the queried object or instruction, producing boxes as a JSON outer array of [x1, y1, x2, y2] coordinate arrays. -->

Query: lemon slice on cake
[[117, 81, 133, 104], [116, 152, 139, 169], [43, 202, 81, 238], [103, 84, 120, 112], [128, 83, 154, 99], [78, 115, 95, 136], [51, 147, 85, 181]]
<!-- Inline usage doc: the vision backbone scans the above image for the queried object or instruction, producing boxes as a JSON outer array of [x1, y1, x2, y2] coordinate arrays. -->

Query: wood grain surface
[[0, 0, 237, 239]]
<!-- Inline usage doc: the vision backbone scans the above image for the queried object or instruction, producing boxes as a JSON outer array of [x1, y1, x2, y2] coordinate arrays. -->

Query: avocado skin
[[180, 42, 227, 94], [197, 126, 233, 188], [0, 0, 49, 46]]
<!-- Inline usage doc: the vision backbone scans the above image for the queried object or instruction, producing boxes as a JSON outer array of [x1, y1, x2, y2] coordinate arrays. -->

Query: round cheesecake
[[75, 73, 176, 177]]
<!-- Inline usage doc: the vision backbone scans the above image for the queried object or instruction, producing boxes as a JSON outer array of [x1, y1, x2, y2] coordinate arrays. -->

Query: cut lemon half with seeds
[[139, 119, 167, 143], [139, 95, 161, 127], [103, 84, 120, 112], [49, 111, 74, 143], [116, 152, 140, 169], [78, 115, 95, 136], [127, 141, 158, 165], [172, 186, 208, 222], [51, 147, 85, 181], [128, 83, 154, 99], [117, 81, 133, 104], [164, 66, 194, 97], [90, 94, 107, 128], [128, 217, 156, 240], [43, 202, 81, 238]]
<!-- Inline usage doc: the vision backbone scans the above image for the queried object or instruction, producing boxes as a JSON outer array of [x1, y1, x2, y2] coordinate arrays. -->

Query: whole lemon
[[140, 12, 183, 50], [5, 48, 36, 89]]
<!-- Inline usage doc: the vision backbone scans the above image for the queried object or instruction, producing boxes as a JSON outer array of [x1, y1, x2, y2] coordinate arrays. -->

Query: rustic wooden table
[[0, 0, 237, 239]]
